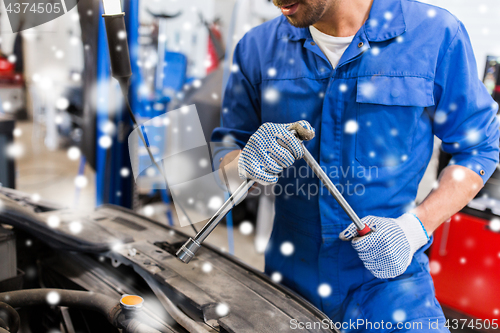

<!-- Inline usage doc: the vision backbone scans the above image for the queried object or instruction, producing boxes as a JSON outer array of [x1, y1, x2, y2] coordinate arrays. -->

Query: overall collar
[[277, 0, 406, 42]]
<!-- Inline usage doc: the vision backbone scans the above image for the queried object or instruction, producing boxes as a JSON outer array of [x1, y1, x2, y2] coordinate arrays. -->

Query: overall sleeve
[[210, 37, 262, 169], [430, 21, 500, 183]]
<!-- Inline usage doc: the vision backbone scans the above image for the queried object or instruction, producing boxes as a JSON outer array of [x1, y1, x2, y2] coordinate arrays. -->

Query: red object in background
[[206, 24, 222, 75], [429, 212, 500, 321], [0, 57, 15, 74], [0, 56, 23, 85]]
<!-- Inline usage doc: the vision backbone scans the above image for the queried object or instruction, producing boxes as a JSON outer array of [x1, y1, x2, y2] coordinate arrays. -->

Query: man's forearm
[[412, 165, 483, 234], [218, 150, 242, 189]]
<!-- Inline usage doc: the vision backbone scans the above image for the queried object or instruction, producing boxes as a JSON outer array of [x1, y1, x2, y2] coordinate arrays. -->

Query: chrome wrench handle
[[289, 129, 371, 236], [300, 147, 371, 236], [176, 179, 255, 263]]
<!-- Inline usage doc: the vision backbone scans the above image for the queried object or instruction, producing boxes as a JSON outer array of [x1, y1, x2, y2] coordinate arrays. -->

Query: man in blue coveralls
[[212, 0, 499, 331]]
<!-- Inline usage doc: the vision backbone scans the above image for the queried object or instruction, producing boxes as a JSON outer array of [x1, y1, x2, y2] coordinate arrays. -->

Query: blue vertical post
[[225, 193, 235, 255], [160, 189, 175, 226], [95, 0, 134, 207], [127, 0, 141, 116]]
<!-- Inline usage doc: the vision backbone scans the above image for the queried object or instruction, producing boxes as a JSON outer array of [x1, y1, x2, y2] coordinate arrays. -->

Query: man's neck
[[312, 0, 374, 37]]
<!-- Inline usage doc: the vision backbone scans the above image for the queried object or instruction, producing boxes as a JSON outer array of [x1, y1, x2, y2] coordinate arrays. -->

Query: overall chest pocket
[[355, 75, 434, 167]]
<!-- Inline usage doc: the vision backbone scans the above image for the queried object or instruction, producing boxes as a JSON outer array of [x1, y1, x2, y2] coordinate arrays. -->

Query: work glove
[[340, 214, 429, 279], [238, 121, 315, 185]]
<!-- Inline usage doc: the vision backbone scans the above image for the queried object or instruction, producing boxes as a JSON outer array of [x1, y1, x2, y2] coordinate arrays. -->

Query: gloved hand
[[340, 213, 429, 279], [238, 120, 314, 185]]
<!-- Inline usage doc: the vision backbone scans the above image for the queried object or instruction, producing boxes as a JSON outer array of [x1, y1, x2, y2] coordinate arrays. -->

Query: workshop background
[[0, 0, 499, 332]]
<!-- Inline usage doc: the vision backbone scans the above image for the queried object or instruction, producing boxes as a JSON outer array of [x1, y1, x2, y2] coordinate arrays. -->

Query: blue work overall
[[212, 0, 500, 331]]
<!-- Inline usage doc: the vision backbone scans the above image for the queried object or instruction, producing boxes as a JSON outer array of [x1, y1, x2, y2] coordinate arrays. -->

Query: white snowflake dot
[[393, 309, 406, 322], [71, 73, 82, 82], [55, 115, 63, 125], [344, 120, 359, 134], [117, 30, 127, 39], [146, 167, 156, 177], [6, 143, 24, 158], [489, 218, 500, 232], [193, 79, 202, 88], [143, 205, 154, 217], [46, 291, 60, 305], [120, 167, 130, 177], [67, 147, 81, 161], [74, 175, 88, 188], [199, 158, 208, 168], [466, 130, 480, 143], [264, 88, 279, 103], [99, 136, 112, 149], [208, 196, 223, 210], [47, 215, 61, 228], [239, 221, 254, 235], [215, 303, 230, 316], [69, 221, 83, 234], [435, 111, 447, 124], [280, 241, 294, 256], [202, 262, 213, 273], [13, 128, 22, 137], [271, 272, 283, 283], [452, 168, 466, 182], [429, 260, 441, 274], [268, 67, 277, 77], [318, 283, 332, 297], [55, 50, 65, 59]]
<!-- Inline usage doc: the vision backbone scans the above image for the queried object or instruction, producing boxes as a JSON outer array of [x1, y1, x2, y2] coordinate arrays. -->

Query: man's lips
[[281, 2, 299, 16]]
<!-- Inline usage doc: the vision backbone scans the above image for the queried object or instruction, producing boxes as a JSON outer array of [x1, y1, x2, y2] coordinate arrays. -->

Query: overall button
[[358, 42, 364, 48], [323, 153, 334, 163]]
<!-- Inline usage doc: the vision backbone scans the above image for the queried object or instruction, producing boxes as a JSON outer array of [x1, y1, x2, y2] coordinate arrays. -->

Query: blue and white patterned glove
[[238, 121, 315, 185], [340, 213, 429, 279]]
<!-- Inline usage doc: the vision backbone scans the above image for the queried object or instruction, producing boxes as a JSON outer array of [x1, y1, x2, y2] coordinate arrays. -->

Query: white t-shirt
[[309, 25, 354, 69]]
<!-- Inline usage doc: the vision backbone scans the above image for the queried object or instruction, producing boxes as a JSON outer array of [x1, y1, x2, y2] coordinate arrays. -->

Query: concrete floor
[[15, 121, 96, 211], [13, 120, 265, 270]]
